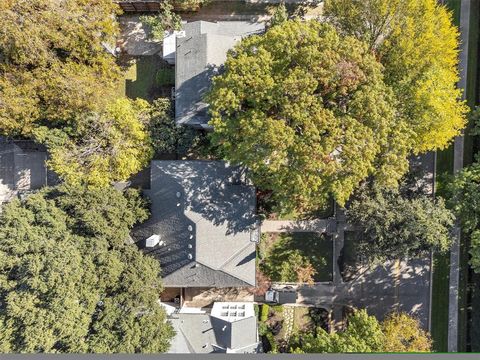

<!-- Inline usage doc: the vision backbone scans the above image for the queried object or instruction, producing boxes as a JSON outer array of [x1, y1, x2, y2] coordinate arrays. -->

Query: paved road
[[286, 258, 431, 329]]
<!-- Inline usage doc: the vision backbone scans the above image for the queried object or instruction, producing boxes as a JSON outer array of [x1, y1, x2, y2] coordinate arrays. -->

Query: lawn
[[339, 230, 359, 282], [431, 252, 451, 352], [259, 232, 333, 283], [117, 55, 174, 102]]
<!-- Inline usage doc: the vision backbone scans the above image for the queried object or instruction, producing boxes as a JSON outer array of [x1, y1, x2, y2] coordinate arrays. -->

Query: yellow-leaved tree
[[35, 98, 153, 187], [0, 0, 122, 136], [382, 313, 432, 352], [324, 0, 468, 152]]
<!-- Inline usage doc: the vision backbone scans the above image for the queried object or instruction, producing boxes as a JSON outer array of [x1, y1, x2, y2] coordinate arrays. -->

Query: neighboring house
[[165, 21, 265, 129], [167, 302, 260, 354], [133, 160, 259, 304], [0, 137, 55, 204]]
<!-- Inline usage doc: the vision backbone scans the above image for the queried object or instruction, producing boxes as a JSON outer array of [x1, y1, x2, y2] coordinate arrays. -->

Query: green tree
[[34, 98, 154, 187], [173, 0, 206, 12], [140, 2, 182, 41], [346, 184, 454, 263], [324, 0, 468, 153], [279, 250, 316, 285], [291, 310, 431, 353], [208, 20, 410, 212], [0, 186, 174, 353], [269, 3, 289, 27], [0, 0, 123, 137], [291, 309, 385, 353], [448, 161, 480, 272], [148, 98, 201, 157]]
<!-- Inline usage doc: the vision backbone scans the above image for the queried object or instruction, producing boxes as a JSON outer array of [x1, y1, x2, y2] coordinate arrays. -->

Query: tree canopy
[[0, 186, 174, 353], [324, 0, 468, 152], [291, 310, 431, 353], [448, 161, 480, 273], [291, 309, 385, 353], [346, 183, 454, 263], [208, 20, 410, 212], [382, 313, 432, 352], [34, 98, 154, 187], [0, 0, 122, 137]]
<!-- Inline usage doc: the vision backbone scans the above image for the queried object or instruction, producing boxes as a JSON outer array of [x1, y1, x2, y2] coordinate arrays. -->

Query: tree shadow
[[261, 232, 332, 283]]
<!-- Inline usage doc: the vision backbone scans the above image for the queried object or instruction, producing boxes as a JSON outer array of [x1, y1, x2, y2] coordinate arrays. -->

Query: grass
[[431, 252, 451, 352], [339, 231, 359, 282], [293, 306, 314, 333], [116, 55, 174, 102], [459, 0, 480, 351], [471, 272, 480, 351], [260, 232, 333, 283]]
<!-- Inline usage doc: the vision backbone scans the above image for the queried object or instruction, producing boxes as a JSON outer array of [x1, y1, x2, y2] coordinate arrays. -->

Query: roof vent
[[176, 191, 181, 198], [188, 253, 193, 260], [145, 234, 161, 248], [188, 225, 193, 232], [188, 244, 193, 249]]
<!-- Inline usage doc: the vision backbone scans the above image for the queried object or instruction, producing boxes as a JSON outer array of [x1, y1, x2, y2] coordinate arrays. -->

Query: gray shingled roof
[[133, 161, 258, 287], [168, 313, 258, 353], [175, 21, 265, 128]]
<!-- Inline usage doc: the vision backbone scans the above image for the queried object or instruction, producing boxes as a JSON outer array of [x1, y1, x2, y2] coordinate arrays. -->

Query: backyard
[[259, 232, 333, 283], [117, 55, 175, 102]]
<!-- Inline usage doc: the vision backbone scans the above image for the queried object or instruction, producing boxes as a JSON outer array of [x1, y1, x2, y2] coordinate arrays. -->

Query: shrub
[[260, 304, 270, 322], [148, 98, 201, 156], [140, 2, 181, 41], [266, 332, 278, 353], [173, 0, 207, 12]]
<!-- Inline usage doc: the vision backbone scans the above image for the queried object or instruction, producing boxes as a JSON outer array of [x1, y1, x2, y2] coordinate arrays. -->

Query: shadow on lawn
[[260, 232, 333, 283]]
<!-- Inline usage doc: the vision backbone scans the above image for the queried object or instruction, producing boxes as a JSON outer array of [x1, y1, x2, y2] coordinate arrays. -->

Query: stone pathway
[[282, 305, 295, 342]]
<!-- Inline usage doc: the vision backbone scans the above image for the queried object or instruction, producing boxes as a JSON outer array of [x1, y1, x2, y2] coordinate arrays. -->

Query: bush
[[260, 304, 270, 322], [148, 98, 201, 156], [173, 0, 207, 12], [140, 2, 181, 41], [265, 331, 278, 353]]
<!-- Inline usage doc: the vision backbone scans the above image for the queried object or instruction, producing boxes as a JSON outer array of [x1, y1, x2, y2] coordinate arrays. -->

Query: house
[[0, 137, 56, 204], [166, 21, 265, 129], [167, 302, 261, 353], [133, 160, 259, 305]]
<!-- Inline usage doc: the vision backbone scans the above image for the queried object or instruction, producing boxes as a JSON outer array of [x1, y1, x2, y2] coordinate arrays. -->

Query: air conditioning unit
[[145, 234, 161, 248]]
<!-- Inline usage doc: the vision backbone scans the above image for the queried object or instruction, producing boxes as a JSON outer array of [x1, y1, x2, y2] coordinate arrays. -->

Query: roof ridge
[[217, 241, 253, 271], [195, 261, 253, 287]]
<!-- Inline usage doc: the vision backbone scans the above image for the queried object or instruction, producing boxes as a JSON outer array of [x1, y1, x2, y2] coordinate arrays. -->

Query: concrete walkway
[[260, 218, 334, 233]]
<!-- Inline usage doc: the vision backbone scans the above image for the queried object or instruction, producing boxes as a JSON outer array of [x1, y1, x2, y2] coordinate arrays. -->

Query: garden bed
[[258, 303, 329, 353]]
